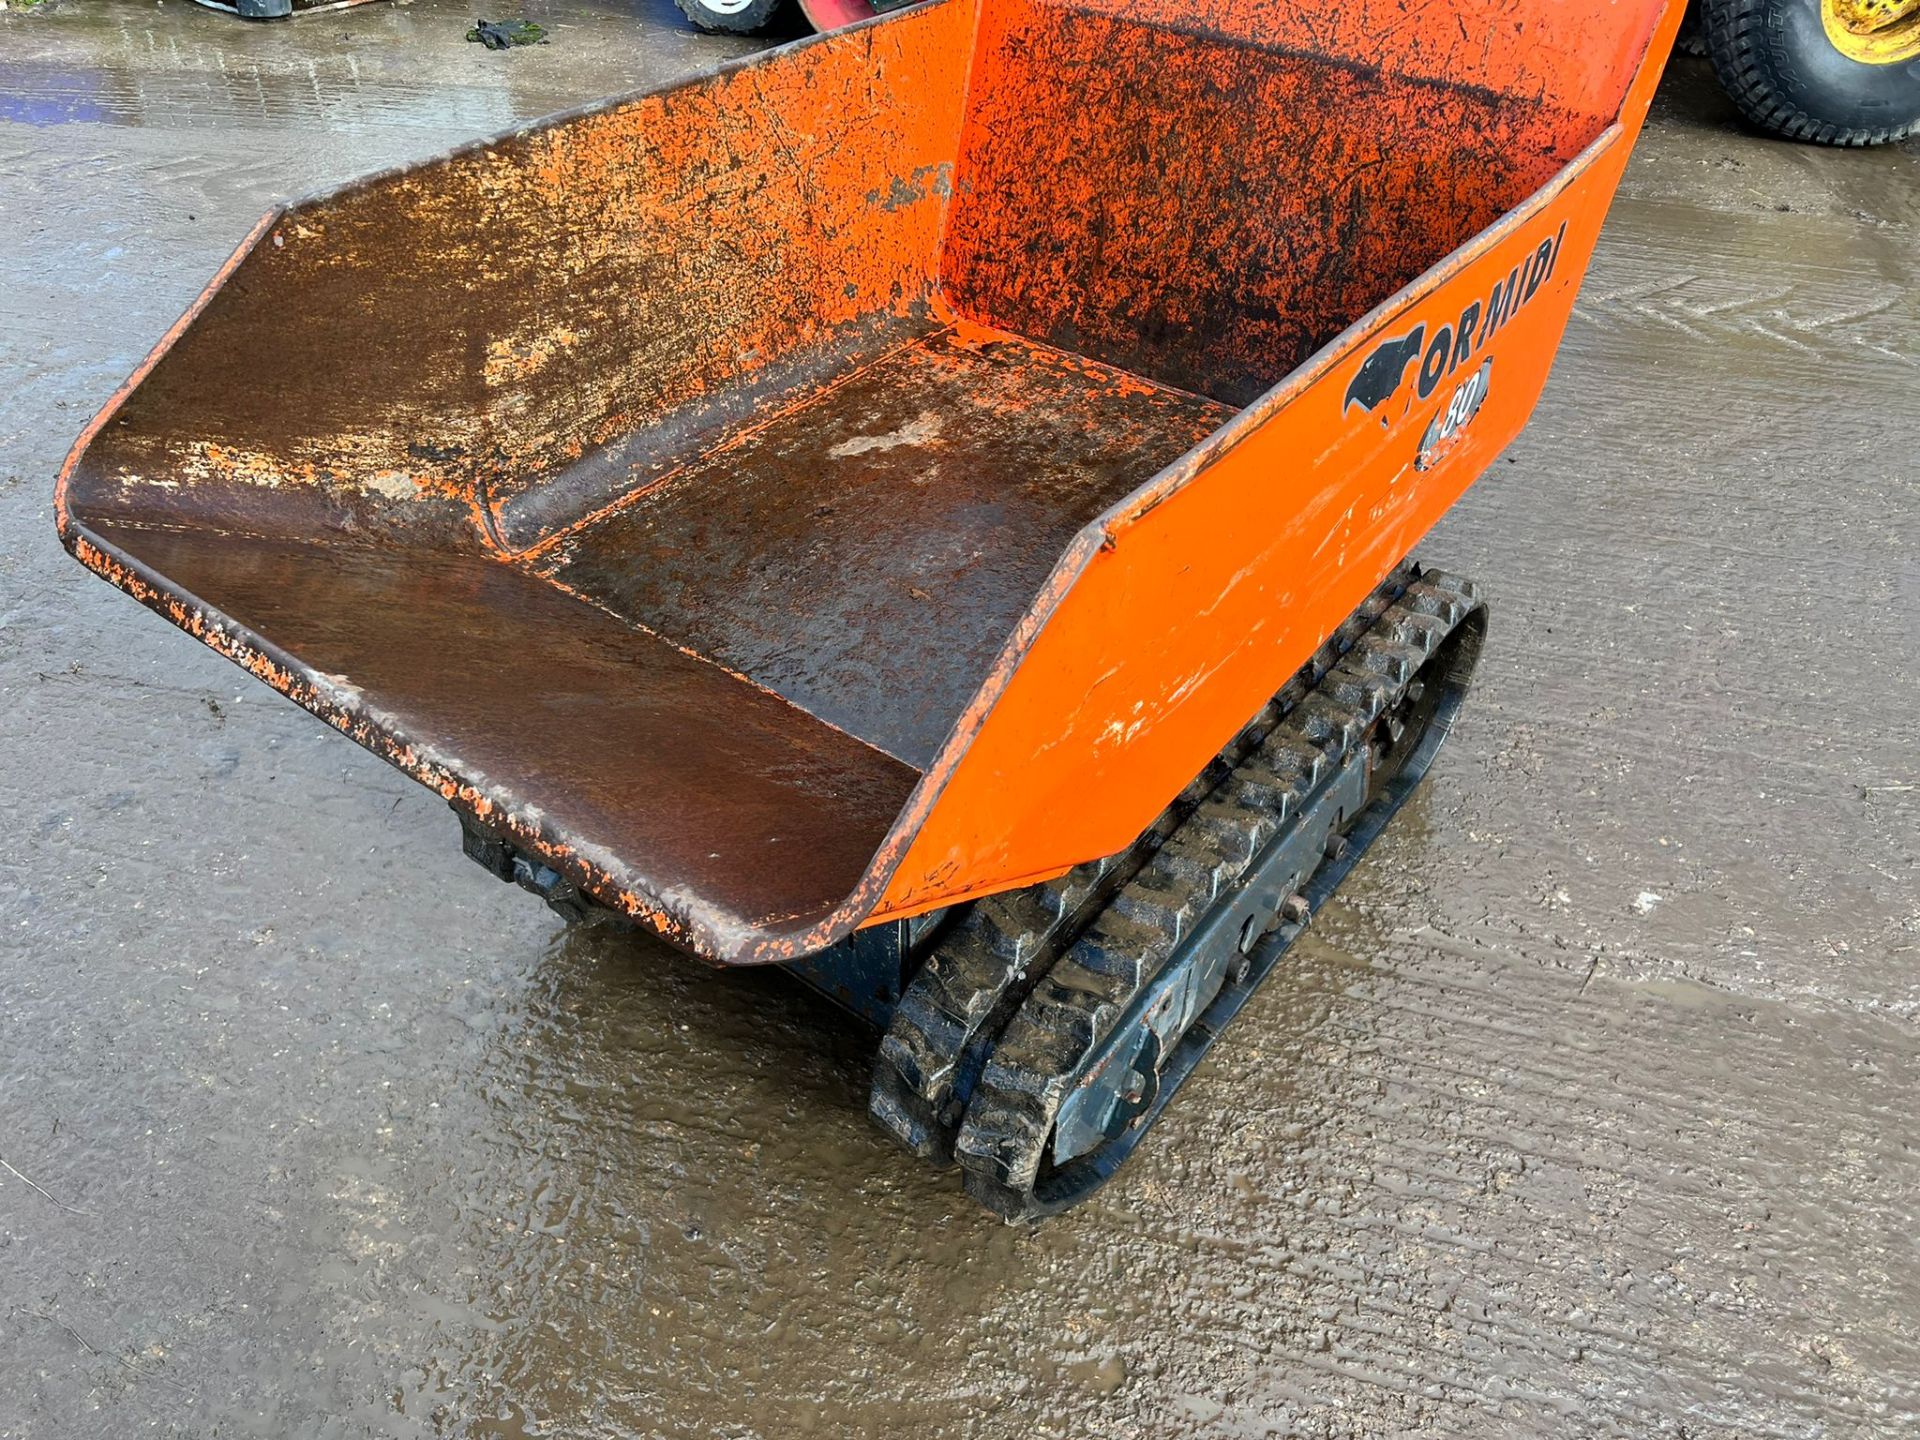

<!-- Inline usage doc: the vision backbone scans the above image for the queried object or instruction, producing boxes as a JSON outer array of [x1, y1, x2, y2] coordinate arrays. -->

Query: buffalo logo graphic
[[1343, 325, 1426, 414]]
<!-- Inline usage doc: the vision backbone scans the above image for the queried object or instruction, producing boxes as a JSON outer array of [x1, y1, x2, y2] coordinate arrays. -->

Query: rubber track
[[867, 566, 1416, 1164], [951, 570, 1483, 1217]]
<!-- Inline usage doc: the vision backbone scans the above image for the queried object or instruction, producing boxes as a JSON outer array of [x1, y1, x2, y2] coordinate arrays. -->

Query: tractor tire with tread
[[674, 0, 787, 35], [1703, 0, 1920, 145]]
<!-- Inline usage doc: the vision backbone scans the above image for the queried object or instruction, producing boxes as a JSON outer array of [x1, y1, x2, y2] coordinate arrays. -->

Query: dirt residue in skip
[[2, 10, 1918, 1440]]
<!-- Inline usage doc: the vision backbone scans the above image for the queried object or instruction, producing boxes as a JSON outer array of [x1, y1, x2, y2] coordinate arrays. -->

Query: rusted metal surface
[[77, 520, 918, 953], [63, 0, 975, 553], [57, 0, 1684, 964], [530, 321, 1231, 769], [944, 0, 1601, 406]]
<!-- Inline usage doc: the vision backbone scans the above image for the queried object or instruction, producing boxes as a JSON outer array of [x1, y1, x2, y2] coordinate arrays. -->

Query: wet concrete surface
[[1, 3, 1917, 1434]]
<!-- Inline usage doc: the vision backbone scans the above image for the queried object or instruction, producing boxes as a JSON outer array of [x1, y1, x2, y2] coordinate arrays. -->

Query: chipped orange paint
[[58, 0, 1684, 965]]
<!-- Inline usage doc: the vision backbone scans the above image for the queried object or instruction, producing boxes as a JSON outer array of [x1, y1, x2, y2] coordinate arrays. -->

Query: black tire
[[1677, 0, 1711, 57], [674, 0, 787, 32], [1702, 0, 1920, 145]]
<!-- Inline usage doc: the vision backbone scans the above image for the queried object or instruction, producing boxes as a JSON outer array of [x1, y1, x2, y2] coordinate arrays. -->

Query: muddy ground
[[1, 3, 1916, 1437]]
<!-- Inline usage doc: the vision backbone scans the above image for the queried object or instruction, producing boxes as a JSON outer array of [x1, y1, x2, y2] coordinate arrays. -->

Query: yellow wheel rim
[[1822, 0, 1920, 64]]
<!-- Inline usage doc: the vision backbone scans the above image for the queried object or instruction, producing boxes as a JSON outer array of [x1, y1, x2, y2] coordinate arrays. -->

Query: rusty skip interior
[[61, 0, 1658, 958]]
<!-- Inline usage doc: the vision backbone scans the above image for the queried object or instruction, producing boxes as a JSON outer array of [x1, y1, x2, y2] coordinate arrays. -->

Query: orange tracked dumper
[[59, 0, 1683, 1217]]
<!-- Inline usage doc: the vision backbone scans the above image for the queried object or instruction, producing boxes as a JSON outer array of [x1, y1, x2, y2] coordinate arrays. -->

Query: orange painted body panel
[[58, 0, 1683, 963], [870, 0, 1680, 920]]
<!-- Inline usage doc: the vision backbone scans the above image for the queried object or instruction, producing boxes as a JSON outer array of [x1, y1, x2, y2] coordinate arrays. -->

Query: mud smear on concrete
[[2, 13, 1917, 1439]]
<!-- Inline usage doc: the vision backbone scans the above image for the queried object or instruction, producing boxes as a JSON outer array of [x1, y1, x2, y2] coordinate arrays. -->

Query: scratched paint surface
[[944, 0, 1598, 404], [59, 0, 1670, 960], [1063, 0, 1661, 109]]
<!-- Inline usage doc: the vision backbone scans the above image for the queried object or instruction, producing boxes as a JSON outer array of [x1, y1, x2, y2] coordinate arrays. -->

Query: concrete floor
[[1, 2, 1916, 1436]]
